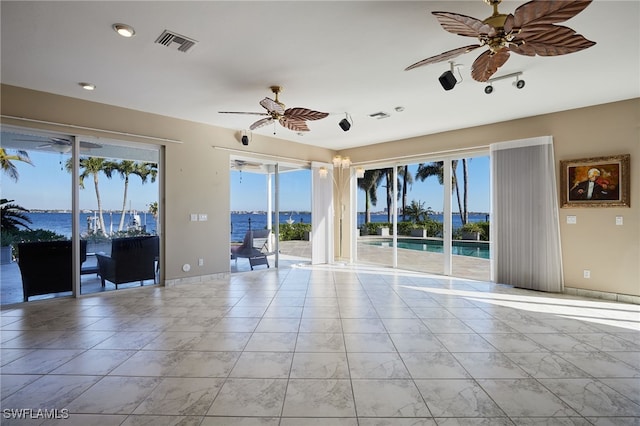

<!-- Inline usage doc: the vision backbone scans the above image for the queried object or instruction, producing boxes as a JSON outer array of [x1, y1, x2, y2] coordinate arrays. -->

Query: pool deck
[[355, 236, 490, 282]]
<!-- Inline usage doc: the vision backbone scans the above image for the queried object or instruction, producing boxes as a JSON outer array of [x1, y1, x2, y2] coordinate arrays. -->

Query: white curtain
[[490, 136, 564, 292], [311, 162, 334, 264]]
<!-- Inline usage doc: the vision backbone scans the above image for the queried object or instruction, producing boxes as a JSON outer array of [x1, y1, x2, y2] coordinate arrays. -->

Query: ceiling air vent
[[155, 30, 197, 53]]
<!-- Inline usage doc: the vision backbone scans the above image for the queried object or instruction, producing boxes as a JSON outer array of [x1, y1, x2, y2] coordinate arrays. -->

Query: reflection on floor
[[1, 262, 639, 424]]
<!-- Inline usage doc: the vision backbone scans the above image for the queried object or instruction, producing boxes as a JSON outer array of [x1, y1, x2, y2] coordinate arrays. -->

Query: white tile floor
[[1, 263, 639, 425]]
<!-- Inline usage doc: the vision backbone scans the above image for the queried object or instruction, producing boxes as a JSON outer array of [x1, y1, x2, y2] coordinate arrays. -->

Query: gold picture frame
[[560, 154, 630, 208]]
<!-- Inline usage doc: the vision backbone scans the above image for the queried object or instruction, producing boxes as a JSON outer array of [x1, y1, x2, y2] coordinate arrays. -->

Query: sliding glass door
[[1, 126, 160, 305], [355, 152, 490, 281]]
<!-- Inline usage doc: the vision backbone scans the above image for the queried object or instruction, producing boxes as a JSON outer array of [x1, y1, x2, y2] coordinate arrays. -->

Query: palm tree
[[67, 157, 112, 235], [417, 160, 470, 225], [404, 200, 429, 223], [1, 199, 32, 231], [106, 160, 158, 231], [148, 201, 159, 220], [400, 165, 413, 221], [0, 148, 33, 182], [357, 169, 382, 224], [382, 167, 405, 223]]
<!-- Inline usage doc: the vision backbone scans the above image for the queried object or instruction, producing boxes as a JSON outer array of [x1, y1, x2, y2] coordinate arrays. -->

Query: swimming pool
[[364, 238, 490, 259]]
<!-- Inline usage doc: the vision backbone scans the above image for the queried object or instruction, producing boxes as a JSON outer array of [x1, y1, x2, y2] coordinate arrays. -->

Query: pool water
[[365, 238, 490, 259]]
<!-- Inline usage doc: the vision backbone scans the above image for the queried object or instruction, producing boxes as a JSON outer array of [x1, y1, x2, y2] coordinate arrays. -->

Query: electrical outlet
[[583, 269, 590, 279], [566, 215, 577, 224], [190, 214, 198, 222], [198, 258, 204, 266], [616, 216, 623, 226]]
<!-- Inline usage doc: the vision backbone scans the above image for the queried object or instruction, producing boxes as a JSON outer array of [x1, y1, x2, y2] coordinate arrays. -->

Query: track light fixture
[[439, 61, 463, 91], [338, 113, 352, 131], [240, 130, 251, 146], [484, 72, 525, 94]]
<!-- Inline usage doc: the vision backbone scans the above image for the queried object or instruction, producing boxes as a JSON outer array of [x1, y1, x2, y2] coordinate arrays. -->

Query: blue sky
[[4, 150, 490, 214], [2, 151, 158, 212], [231, 156, 491, 213]]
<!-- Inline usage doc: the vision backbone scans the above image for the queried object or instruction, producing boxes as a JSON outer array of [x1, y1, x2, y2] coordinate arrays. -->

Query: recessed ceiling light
[[79, 82, 96, 91], [113, 23, 136, 38]]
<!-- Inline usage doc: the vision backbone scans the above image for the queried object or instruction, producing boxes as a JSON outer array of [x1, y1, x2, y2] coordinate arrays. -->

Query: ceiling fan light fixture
[[484, 84, 494, 94], [79, 82, 96, 91], [113, 23, 136, 38]]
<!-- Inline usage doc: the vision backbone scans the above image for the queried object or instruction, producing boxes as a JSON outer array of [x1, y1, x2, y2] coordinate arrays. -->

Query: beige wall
[[340, 98, 640, 297], [1, 85, 335, 283], [2, 84, 638, 296]]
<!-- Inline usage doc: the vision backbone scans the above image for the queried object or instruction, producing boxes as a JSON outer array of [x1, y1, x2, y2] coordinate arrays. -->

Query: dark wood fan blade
[[471, 49, 510, 82], [249, 117, 274, 130], [279, 117, 310, 132], [512, 0, 593, 28], [405, 45, 481, 71], [510, 25, 596, 56], [432, 12, 496, 37], [219, 111, 270, 116], [284, 108, 329, 122], [259, 97, 285, 115]]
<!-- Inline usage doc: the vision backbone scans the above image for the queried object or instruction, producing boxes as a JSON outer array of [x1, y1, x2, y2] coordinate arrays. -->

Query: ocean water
[[19, 212, 157, 239], [21, 211, 488, 243]]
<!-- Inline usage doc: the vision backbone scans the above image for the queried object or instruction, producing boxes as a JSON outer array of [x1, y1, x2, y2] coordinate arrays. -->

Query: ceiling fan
[[405, 0, 596, 82], [219, 86, 329, 132], [16, 137, 102, 153], [231, 159, 262, 171]]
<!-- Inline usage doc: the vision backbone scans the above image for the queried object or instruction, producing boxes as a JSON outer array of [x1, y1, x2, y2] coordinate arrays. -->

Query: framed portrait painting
[[560, 154, 630, 207]]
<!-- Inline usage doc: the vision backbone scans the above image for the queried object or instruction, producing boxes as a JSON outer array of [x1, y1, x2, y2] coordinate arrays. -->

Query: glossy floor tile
[[1, 263, 639, 425]]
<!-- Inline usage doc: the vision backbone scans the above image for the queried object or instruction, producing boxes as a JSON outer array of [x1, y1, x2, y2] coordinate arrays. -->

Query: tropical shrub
[[279, 222, 311, 241]]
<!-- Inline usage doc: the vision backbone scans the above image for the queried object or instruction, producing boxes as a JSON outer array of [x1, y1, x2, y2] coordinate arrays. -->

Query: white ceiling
[[1, 1, 638, 151]]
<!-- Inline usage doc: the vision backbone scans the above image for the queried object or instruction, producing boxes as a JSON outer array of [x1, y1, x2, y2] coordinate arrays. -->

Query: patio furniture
[[231, 229, 273, 270], [96, 236, 159, 289], [17, 240, 87, 302]]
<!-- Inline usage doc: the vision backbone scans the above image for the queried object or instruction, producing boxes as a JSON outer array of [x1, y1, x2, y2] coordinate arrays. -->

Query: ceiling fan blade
[[284, 108, 329, 122], [471, 49, 510, 82], [259, 97, 285, 115], [511, 25, 595, 56], [405, 44, 481, 71], [279, 117, 310, 132], [79, 141, 101, 149], [219, 111, 270, 116], [432, 11, 496, 38], [512, 0, 593, 29], [249, 117, 274, 130]]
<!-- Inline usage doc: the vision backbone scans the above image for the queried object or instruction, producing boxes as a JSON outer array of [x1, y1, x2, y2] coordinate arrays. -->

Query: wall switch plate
[[198, 258, 204, 266], [616, 216, 623, 225], [583, 269, 590, 279], [190, 214, 198, 222], [198, 214, 208, 221], [567, 215, 577, 224]]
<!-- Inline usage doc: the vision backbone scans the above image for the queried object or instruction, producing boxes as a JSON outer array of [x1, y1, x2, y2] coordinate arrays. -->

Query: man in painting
[[569, 168, 608, 200]]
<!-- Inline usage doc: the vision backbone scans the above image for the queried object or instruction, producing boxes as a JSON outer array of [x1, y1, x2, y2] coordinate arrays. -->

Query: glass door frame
[[352, 148, 489, 278]]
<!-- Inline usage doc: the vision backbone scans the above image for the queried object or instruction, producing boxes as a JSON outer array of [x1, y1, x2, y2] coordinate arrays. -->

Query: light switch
[[616, 216, 623, 226], [566, 215, 577, 224], [190, 214, 198, 222], [198, 213, 208, 221]]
